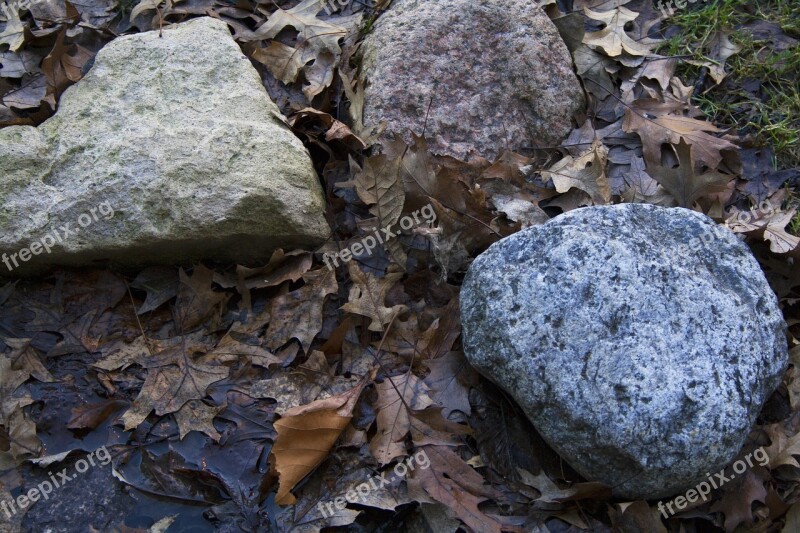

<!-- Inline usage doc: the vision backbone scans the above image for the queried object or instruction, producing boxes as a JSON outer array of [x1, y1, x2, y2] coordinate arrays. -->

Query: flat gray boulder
[[0, 17, 328, 275], [460, 204, 787, 499], [359, 0, 585, 161]]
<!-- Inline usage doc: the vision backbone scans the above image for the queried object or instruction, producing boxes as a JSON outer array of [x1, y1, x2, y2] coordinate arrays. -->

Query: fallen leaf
[[646, 140, 730, 208], [623, 98, 738, 169], [407, 445, 502, 533], [272, 373, 371, 504], [727, 207, 800, 254], [583, 7, 653, 57], [0, 6, 26, 52], [67, 399, 128, 430], [173, 265, 229, 332], [174, 400, 225, 442], [370, 373, 433, 464], [541, 140, 611, 204], [264, 267, 338, 353], [340, 262, 407, 332], [710, 468, 768, 531], [245, 0, 353, 99], [131, 266, 179, 315], [423, 351, 474, 418]]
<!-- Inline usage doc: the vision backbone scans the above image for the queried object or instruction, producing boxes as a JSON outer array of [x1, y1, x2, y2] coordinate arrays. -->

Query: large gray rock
[[460, 204, 787, 499], [0, 17, 328, 275], [359, 0, 585, 162]]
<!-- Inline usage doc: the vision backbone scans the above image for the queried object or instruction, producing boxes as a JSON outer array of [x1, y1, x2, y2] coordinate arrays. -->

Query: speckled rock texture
[[359, 0, 585, 162], [0, 17, 328, 275], [460, 204, 787, 499]]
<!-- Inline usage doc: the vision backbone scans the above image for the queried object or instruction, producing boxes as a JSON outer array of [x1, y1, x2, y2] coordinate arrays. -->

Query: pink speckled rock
[[360, 0, 585, 162]]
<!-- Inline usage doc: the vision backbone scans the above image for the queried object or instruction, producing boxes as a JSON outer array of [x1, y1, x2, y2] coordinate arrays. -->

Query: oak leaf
[[623, 99, 738, 169], [340, 262, 407, 332], [583, 7, 653, 57], [646, 140, 730, 208], [407, 445, 502, 533], [264, 268, 338, 353], [541, 140, 611, 204], [174, 400, 225, 442], [246, 0, 353, 99], [369, 374, 433, 464]]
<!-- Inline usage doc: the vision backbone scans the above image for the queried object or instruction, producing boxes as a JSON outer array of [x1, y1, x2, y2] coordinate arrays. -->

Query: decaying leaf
[[370, 373, 433, 464], [245, 0, 354, 99], [174, 265, 229, 332], [272, 373, 371, 504], [407, 445, 502, 533], [174, 400, 225, 442], [623, 99, 738, 169], [541, 140, 611, 204], [646, 140, 730, 208], [264, 267, 338, 352], [423, 351, 474, 418], [341, 262, 407, 332], [583, 7, 653, 57], [119, 341, 228, 430]]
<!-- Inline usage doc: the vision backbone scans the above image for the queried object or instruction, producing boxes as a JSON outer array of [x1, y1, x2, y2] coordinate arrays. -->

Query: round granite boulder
[[359, 0, 585, 162], [460, 204, 787, 499]]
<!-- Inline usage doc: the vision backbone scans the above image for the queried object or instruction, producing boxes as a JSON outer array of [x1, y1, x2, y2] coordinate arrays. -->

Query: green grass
[[659, 0, 800, 170]]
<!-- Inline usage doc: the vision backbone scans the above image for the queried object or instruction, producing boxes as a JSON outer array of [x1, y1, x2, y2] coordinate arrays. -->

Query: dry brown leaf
[[370, 373, 433, 464], [727, 207, 800, 254], [646, 140, 730, 208], [251, 41, 304, 85], [174, 265, 229, 332], [764, 424, 800, 468], [173, 400, 225, 442], [340, 262, 407, 332], [0, 394, 40, 470], [245, 0, 353, 99], [272, 373, 371, 505], [4, 338, 55, 383], [288, 108, 366, 151], [541, 140, 611, 204], [517, 468, 611, 503], [407, 445, 502, 533], [623, 99, 738, 169], [264, 267, 338, 353], [41, 28, 95, 103], [583, 7, 653, 57], [383, 135, 467, 213], [710, 468, 768, 532], [352, 152, 405, 229]]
